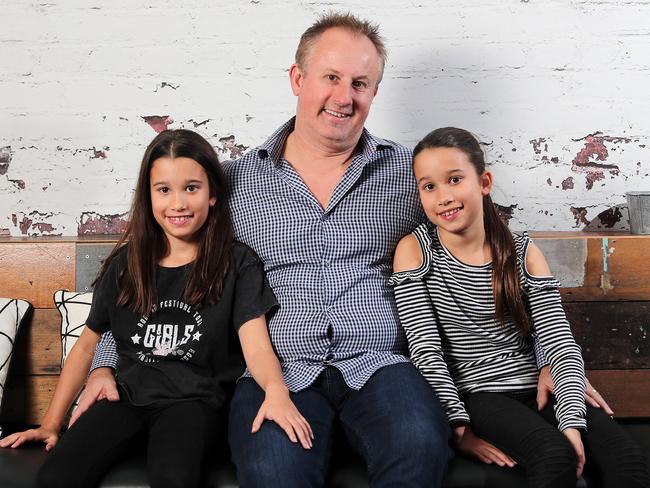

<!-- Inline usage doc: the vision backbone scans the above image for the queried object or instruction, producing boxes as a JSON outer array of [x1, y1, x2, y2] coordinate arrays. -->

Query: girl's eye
[[158, 187, 169, 194], [423, 183, 435, 191], [450, 176, 462, 184], [186, 185, 197, 192]]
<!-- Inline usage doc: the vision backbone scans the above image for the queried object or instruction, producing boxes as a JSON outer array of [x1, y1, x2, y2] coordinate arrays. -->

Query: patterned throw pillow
[[53, 290, 93, 368], [0, 298, 33, 436]]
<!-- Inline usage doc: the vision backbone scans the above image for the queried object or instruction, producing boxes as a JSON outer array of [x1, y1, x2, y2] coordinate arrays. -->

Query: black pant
[[37, 398, 220, 488], [464, 390, 650, 488]]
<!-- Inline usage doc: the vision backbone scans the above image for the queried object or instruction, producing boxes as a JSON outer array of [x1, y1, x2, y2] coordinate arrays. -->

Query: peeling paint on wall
[[571, 132, 631, 174], [8, 179, 25, 190], [0, 146, 11, 175], [219, 135, 248, 160], [561, 177, 574, 190], [78, 211, 129, 235], [570, 206, 590, 227], [495, 203, 517, 225], [142, 116, 173, 133], [0, 228, 10, 237], [11, 211, 61, 236], [595, 207, 623, 228]]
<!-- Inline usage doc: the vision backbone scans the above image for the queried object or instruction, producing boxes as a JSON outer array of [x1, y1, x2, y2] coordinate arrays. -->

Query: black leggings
[[464, 390, 650, 488], [36, 398, 220, 488]]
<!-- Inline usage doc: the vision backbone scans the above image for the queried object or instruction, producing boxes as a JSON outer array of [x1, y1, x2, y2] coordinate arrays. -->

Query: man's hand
[[453, 425, 516, 467], [251, 384, 313, 450], [536, 366, 614, 416], [563, 427, 586, 478], [68, 367, 119, 427]]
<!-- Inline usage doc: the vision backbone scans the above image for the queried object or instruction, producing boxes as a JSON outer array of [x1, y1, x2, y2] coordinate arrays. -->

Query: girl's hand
[[0, 426, 59, 451], [563, 428, 585, 478], [251, 386, 313, 449], [454, 425, 516, 467]]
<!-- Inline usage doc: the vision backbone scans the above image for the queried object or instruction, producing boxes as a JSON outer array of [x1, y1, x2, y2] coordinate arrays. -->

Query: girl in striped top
[[390, 127, 649, 488]]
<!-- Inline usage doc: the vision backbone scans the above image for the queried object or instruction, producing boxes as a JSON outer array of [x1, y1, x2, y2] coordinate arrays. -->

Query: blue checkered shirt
[[92, 118, 424, 390]]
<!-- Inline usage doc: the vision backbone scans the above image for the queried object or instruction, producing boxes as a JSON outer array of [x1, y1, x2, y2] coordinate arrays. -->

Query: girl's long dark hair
[[97, 129, 234, 316], [413, 127, 529, 333]]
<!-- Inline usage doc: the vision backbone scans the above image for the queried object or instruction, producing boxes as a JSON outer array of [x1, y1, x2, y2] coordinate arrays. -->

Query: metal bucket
[[626, 191, 650, 234]]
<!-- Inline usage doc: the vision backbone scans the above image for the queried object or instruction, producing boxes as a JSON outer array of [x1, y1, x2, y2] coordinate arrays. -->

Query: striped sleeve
[[526, 275, 587, 431], [392, 278, 469, 424]]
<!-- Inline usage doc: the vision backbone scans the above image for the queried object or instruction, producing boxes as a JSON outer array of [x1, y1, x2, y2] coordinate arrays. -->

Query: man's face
[[290, 27, 383, 151]]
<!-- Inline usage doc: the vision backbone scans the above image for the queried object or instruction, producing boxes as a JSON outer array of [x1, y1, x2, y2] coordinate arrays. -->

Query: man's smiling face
[[290, 27, 382, 151]]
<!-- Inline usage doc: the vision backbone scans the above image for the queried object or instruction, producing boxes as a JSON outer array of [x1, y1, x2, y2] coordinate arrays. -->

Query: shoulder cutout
[[525, 241, 552, 277], [393, 233, 424, 273]]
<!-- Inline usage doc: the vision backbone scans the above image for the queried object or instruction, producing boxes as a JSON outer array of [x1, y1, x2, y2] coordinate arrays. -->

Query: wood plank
[[560, 237, 650, 301], [586, 369, 650, 418], [1, 375, 57, 425], [0, 243, 76, 308], [566, 302, 649, 369], [12, 309, 62, 376]]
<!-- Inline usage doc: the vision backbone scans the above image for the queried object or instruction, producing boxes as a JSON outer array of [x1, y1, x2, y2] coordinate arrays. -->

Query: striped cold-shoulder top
[[389, 223, 586, 432]]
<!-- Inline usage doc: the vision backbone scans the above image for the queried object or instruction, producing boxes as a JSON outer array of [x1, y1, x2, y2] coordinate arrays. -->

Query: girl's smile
[[413, 146, 492, 238], [150, 156, 216, 250]]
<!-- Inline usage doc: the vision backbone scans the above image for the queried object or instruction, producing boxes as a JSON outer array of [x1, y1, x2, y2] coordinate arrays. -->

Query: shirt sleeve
[[232, 249, 278, 331], [526, 273, 587, 431], [532, 332, 548, 369], [90, 331, 119, 371], [86, 247, 125, 371], [391, 276, 470, 424]]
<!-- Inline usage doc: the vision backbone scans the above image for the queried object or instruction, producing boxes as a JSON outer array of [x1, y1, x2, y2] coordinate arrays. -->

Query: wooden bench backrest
[[0, 233, 648, 425]]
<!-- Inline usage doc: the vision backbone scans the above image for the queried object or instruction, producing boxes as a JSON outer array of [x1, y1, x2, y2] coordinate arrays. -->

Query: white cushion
[[53, 290, 93, 368], [0, 298, 32, 436]]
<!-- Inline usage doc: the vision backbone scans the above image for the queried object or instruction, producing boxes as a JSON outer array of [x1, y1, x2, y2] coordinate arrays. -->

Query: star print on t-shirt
[[132, 299, 204, 363]]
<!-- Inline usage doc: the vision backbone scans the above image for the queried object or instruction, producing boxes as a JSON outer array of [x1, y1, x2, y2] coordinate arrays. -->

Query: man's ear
[[289, 63, 304, 96], [480, 170, 493, 196]]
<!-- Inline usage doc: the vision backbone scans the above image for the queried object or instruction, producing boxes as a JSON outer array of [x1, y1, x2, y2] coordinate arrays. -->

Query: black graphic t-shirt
[[86, 242, 277, 409]]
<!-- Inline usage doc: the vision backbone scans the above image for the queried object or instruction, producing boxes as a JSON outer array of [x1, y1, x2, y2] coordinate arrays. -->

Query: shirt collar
[[256, 117, 398, 166]]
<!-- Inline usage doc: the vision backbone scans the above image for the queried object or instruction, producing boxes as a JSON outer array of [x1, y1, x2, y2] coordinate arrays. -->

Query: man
[[79, 12, 611, 487]]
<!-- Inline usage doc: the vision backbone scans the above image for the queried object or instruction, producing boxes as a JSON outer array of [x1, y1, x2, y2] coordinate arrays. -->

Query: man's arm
[[68, 332, 120, 426]]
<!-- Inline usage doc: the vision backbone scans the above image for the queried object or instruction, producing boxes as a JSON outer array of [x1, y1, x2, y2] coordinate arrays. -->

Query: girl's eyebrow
[[416, 168, 465, 183]]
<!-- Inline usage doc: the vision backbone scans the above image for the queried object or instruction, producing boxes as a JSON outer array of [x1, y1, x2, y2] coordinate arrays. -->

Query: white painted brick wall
[[1, 0, 649, 236]]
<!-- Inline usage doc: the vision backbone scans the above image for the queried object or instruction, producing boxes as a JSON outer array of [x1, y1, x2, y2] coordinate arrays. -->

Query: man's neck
[[283, 123, 360, 173]]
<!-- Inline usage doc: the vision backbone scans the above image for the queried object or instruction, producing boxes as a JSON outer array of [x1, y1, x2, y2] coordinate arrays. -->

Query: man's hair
[[295, 12, 387, 81]]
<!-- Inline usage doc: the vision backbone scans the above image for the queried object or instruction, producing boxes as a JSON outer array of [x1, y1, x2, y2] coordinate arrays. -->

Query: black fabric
[[36, 398, 220, 488], [463, 391, 650, 488], [85, 242, 277, 409]]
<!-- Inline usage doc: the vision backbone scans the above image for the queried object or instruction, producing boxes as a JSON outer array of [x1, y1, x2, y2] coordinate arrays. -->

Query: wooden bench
[[0, 232, 648, 488]]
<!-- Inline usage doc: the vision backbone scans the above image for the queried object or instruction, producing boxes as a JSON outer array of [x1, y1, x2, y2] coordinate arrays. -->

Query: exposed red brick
[[78, 212, 128, 235], [570, 206, 590, 227], [142, 115, 173, 133], [585, 171, 605, 190], [529, 138, 547, 155], [561, 177, 574, 190], [219, 135, 248, 160]]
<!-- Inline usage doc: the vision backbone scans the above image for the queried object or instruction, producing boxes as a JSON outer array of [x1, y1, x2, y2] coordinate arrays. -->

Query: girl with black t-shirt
[[0, 130, 312, 488]]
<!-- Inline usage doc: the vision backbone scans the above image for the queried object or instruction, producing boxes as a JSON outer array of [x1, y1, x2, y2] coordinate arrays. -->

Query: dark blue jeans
[[228, 363, 451, 488]]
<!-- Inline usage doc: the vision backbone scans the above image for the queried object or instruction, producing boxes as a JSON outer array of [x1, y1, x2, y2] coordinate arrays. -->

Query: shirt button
[[322, 260, 331, 268]]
